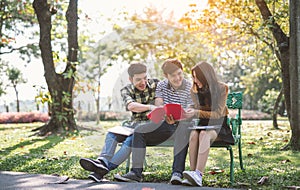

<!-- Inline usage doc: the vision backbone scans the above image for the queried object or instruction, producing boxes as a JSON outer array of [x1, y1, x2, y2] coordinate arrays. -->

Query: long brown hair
[[191, 61, 221, 109]]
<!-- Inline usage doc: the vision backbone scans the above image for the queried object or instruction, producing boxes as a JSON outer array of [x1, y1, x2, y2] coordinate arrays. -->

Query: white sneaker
[[170, 173, 182, 185], [183, 171, 202, 186], [182, 179, 193, 186]]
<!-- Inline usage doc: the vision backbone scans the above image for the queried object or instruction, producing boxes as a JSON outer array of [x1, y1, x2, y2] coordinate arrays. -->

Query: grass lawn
[[0, 120, 299, 189]]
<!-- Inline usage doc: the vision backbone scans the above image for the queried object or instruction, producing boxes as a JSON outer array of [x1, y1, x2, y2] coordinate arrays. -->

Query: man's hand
[[165, 114, 176, 124]]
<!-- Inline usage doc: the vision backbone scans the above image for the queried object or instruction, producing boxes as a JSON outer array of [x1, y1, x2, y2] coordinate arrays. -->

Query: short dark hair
[[161, 59, 183, 75], [127, 63, 147, 77]]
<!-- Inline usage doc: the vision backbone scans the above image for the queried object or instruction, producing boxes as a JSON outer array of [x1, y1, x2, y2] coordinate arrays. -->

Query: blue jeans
[[98, 132, 132, 171], [130, 121, 191, 177]]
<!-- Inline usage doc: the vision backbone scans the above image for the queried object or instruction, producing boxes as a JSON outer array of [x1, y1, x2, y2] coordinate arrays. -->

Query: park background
[[0, 0, 287, 121], [0, 0, 299, 189]]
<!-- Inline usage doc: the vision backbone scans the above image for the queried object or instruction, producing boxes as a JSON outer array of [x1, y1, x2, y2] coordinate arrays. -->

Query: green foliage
[[6, 67, 27, 111], [49, 2, 71, 72], [179, 0, 287, 110], [34, 88, 51, 105], [7, 67, 27, 87], [0, 121, 299, 189], [77, 6, 212, 85], [110, 22, 210, 79], [0, 0, 38, 59], [0, 0, 39, 96], [258, 89, 281, 114], [56, 111, 68, 123], [61, 91, 70, 103], [0, 62, 8, 96]]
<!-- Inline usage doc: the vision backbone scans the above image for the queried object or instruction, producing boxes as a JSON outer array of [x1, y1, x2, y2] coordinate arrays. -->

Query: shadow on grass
[[0, 135, 65, 173], [0, 138, 46, 157], [0, 123, 45, 131]]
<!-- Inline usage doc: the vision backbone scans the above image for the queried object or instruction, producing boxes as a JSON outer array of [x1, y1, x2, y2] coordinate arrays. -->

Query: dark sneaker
[[170, 172, 182, 185], [88, 172, 103, 183], [183, 171, 202, 186], [79, 158, 109, 176], [114, 171, 141, 182]]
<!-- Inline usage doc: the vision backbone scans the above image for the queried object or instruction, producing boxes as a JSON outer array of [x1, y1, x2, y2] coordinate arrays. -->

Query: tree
[[255, 0, 300, 150], [78, 41, 116, 123], [179, 0, 299, 150], [33, 0, 78, 135], [7, 67, 26, 112], [0, 0, 39, 95], [0, 0, 38, 57], [288, 0, 300, 150], [112, 22, 210, 73]]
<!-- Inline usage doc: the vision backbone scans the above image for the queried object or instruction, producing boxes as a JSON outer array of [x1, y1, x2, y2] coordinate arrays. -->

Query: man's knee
[[107, 132, 117, 139]]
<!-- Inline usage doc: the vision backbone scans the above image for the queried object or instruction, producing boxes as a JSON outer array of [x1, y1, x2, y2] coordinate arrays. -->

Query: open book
[[107, 125, 134, 136], [147, 103, 187, 123], [188, 125, 222, 130]]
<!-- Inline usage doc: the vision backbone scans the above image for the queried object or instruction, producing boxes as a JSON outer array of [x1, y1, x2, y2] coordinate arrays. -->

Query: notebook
[[188, 125, 222, 130], [107, 125, 134, 136]]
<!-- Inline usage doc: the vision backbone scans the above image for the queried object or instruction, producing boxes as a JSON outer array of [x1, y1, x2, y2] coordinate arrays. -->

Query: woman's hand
[[184, 108, 196, 118], [165, 114, 176, 124]]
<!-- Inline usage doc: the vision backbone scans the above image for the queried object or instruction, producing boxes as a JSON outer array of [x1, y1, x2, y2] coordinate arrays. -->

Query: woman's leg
[[188, 130, 199, 171], [196, 130, 217, 173]]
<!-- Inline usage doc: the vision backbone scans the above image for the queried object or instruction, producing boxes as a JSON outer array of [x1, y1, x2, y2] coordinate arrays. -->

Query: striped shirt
[[155, 78, 193, 109], [121, 79, 159, 122]]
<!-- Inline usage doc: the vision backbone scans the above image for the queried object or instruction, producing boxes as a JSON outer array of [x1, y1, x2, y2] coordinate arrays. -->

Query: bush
[[228, 109, 271, 120], [0, 112, 50, 124], [0, 109, 272, 124], [76, 111, 131, 121]]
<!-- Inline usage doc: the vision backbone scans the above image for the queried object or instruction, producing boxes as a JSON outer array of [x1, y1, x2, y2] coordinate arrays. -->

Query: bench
[[123, 91, 244, 184], [211, 91, 245, 184]]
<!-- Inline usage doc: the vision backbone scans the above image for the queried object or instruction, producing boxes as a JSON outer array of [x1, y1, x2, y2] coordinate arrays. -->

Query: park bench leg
[[227, 146, 234, 185], [238, 140, 245, 171], [126, 154, 130, 173]]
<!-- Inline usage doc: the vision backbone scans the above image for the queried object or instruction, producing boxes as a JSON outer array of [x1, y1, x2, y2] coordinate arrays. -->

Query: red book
[[147, 103, 187, 123]]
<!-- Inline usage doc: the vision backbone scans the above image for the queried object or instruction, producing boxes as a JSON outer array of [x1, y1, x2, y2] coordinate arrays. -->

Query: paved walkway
[[0, 171, 237, 190]]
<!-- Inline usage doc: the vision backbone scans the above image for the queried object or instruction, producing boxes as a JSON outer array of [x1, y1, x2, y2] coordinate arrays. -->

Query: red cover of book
[[147, 103, 187, 123]]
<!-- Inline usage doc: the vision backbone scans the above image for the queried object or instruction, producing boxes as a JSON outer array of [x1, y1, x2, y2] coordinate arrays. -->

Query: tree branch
[[0, 43, 38, 55], [255, 0, 289, 50]]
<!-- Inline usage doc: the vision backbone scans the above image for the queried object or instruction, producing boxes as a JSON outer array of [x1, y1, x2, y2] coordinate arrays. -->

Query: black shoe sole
[[114, 174, 140, 182], [170, 179, 182, 185], [80, 158, 109, 176], [88, 174, 102, 183]]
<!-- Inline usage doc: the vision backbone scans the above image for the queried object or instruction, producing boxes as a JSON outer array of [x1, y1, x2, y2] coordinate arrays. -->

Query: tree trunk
[[272, 88, 283, 129], [95, 55, 101, 124], [96, 95, 100, 123], [13, 85, 20, 112], [278, 99, 285, 116], [255, 0, 296, 150], [33, 0, 78, 136], [95, 73, 101, 124], [288, 0, 300, 151]]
